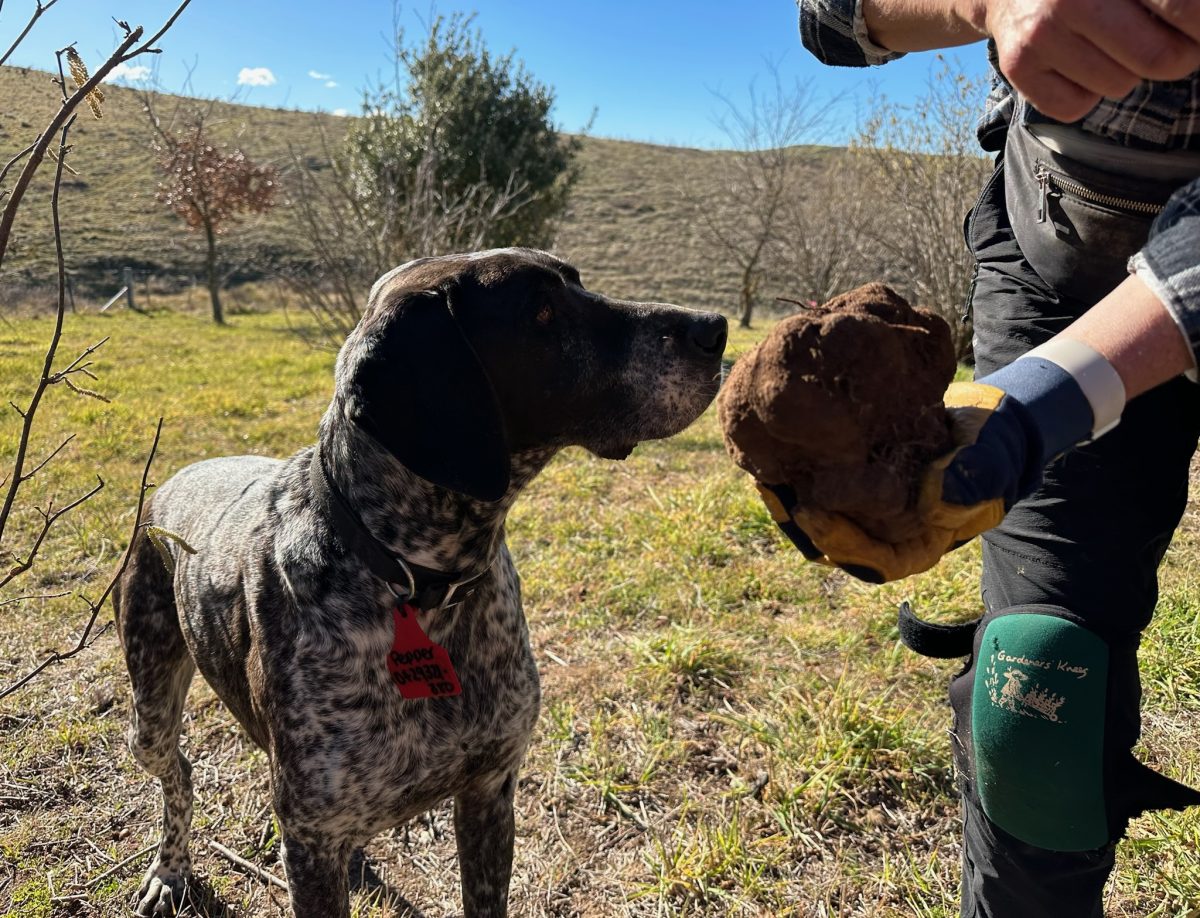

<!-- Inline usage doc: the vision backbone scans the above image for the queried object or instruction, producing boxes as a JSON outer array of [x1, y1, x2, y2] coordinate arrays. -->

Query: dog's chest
[[266, 587, 540, 836]]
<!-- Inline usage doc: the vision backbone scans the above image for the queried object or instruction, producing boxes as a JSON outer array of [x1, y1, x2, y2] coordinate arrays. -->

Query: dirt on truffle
[[719, 283, 957, 543]]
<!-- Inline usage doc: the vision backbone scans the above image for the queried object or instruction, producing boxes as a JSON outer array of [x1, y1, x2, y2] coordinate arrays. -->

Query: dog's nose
[[687, 313, 728, 358]]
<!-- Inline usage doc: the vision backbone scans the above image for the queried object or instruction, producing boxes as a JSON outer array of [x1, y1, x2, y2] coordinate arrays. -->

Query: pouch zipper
[[1035, 160, 1164, 223]]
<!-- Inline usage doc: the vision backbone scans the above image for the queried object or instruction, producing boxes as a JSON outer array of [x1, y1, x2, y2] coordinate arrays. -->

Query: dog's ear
[[344, 287, 511, 502]]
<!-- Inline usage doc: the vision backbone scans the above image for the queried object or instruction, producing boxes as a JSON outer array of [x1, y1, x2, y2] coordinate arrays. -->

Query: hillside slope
[[0, 66, 751, 313]]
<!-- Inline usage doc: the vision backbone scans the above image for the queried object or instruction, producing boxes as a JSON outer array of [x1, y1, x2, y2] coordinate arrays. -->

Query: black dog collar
[[308, 448, 490, 610]]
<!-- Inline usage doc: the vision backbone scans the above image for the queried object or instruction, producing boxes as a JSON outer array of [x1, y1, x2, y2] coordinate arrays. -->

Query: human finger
[[1052, 27, 1145, 100], [1081, 0, 1200, 82], [1138, 0, 1200, 52], [987, 8, 1105, 119], [998, 52, 1104, 121], [998, 59, 1099, 120]]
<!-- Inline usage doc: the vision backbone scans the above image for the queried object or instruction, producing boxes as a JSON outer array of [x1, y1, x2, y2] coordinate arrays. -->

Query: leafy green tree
[[347, 12, 580, 252]]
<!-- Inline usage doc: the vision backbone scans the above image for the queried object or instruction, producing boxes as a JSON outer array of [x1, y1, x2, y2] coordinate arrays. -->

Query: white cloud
[[324, 80, 338, 88], [237, 67, 276, 87], [106, 62, 151, 83], [332, 108, 349, 117], [308, 70, 330, 80]]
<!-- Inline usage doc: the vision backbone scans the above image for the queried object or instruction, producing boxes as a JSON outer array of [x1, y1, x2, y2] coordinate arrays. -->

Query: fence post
[[122, 267, 136, 312]]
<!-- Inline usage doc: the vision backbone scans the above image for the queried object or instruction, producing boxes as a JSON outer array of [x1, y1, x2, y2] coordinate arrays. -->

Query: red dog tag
[[386, 604, 462, 699]]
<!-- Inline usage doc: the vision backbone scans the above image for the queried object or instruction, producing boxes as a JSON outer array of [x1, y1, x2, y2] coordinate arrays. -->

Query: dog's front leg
[[279, 831, 351, 918], [454, 772, 518, 918]]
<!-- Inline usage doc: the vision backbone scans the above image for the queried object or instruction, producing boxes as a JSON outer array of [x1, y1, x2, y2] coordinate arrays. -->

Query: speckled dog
[[113, 248, 728, 918]]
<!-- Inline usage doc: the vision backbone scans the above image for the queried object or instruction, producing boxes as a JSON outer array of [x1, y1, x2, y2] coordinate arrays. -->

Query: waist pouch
[[1004, 122, 1186, 305]]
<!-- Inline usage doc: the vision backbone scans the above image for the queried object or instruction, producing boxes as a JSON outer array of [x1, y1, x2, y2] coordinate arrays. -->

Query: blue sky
[[4, 0, 988, 148]]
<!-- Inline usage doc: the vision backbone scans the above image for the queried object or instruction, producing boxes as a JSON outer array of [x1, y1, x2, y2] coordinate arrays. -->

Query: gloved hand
[[757, 472, 1002, 585], [758, 340, 1125, 583]]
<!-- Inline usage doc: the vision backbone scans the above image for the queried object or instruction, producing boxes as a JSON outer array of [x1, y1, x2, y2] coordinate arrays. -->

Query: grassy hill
[[0, 65, 751, 314], [0, 67, 333, 293]]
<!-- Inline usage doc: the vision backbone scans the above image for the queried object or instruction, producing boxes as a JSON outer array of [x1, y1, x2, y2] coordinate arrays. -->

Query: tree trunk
[[738, 258, 759, 329], [204, 220, 223, 325], [739, 295, 753, 329]]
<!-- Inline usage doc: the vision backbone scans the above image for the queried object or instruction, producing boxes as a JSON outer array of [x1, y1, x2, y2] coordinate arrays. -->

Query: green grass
[[0, 311, 1198, 916]]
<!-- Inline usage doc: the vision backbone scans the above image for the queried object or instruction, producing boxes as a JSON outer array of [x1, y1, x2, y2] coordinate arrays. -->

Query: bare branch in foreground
[[0, 477, 104, 591], [0, 71, 78, 559], [0, 590, 71, 609], [0, 0, 194, 269], [0, 0, 62, 69], [0, 4, 184, 699], [0, 418, 163, 702]]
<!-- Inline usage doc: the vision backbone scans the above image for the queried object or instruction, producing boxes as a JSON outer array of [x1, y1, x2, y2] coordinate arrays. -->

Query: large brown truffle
[[719, 283, 957, 543]]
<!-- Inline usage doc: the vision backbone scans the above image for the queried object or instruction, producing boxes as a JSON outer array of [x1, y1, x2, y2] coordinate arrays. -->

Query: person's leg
[[959, 152, 1200, 917]]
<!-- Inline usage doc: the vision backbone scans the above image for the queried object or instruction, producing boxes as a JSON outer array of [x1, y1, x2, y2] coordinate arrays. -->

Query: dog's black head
[[336, 247, 727, 501]]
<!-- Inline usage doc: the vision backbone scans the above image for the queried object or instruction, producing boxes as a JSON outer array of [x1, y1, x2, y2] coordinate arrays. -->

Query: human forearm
[[993, 176, 1200, 412], [968, 274, 1193, 463], [859, 0, 985, 52], [1060, 275, 1195, 402]]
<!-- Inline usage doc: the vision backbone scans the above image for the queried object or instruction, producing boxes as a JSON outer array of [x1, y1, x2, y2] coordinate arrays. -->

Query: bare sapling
[[0, 1, 192, 699], [690, 61, 835, 329], [144, 94, 278, 324]]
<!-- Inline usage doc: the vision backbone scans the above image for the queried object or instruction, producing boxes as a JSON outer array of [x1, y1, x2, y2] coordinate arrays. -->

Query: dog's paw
[[135, 860, 190, 916]]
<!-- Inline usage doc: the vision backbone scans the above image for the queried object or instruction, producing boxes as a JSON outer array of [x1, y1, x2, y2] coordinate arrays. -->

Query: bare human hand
[[966, 0, 1200, 120]]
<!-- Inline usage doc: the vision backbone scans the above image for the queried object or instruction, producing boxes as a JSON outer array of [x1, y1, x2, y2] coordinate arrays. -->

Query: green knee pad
[[971, 610, 1110, 851]]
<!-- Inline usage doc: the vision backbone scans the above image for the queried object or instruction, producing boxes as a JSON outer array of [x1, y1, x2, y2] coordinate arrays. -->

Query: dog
[[113, 248, 728, 917]]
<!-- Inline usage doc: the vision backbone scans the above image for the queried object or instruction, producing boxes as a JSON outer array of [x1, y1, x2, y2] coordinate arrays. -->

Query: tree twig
[[0, 590, 70, 609], [0, 0, 61, 69], [84, 842, 157, 889], [0, 418, 162, 701], [0, 478, 104, 591], [207, 840, 289, 892], [0, 137, 40, 191], [51, 335, 109, 381], [20, 433, 75, 482], [0, 0, 194, 270]]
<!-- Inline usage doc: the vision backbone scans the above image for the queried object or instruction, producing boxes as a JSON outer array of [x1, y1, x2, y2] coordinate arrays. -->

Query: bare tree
[[0, 2, 189, 698], [145, 100, 278, 324], [852, 58, 991, 358], [767, 148, 881, 307], [692, 63, 835, 328]]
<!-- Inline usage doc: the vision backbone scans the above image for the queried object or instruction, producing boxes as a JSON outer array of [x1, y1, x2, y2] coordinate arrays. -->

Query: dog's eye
[[535, 303, 554, 325]]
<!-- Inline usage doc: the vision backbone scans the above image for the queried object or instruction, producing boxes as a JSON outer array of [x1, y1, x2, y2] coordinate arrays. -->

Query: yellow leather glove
[[756, 365, 1100, 583], [757, 468, 1002, 584]]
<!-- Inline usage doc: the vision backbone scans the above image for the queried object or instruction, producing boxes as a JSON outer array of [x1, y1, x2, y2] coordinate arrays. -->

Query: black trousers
[[958, 139, 1200, 916]]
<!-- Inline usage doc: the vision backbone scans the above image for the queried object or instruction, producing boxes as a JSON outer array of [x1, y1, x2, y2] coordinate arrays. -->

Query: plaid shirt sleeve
[[1130, 179, 1200, 370], [797, 0, 905, 66], [796, 2, 1016, 149]]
